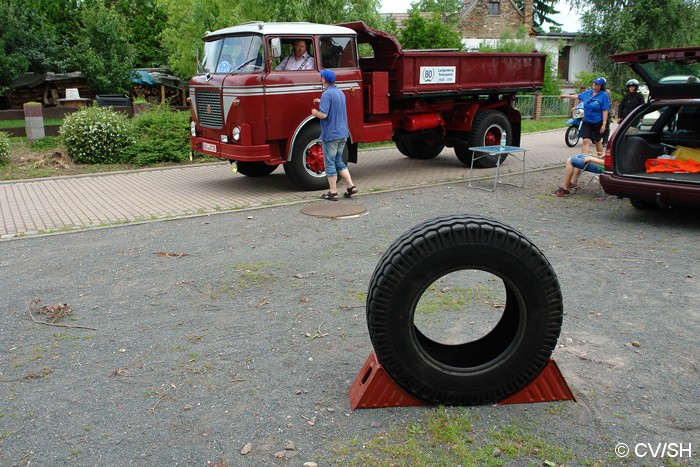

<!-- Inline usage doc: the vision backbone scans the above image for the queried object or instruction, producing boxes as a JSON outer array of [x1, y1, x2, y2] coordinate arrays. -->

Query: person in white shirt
[[276, 40, 314, 71]]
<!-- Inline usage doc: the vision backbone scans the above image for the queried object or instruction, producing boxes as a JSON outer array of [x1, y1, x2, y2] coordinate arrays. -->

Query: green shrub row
[[60, 105, 190, 165], [0, 131, 10, 165]]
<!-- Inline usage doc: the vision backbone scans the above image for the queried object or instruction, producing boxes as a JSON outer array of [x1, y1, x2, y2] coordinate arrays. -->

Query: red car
[[600, 47, 700, 209]]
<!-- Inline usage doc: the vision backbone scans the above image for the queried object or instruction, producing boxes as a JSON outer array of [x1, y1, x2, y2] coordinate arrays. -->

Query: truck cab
[[190, 22, 365, 189]]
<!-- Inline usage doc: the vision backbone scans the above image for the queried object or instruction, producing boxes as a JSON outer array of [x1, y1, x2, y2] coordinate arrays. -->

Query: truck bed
[[342, 21, 545, 99]]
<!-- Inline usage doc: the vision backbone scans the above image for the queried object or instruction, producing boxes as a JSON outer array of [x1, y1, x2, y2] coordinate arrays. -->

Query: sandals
[[554, 187, 570, 197], [343, 186, 359, 198], [571, 181, 581, 191], [320, 186, 357, 201]]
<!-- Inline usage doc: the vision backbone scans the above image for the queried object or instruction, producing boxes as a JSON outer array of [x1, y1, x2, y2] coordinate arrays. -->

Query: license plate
[[202, 142, 217, 152]]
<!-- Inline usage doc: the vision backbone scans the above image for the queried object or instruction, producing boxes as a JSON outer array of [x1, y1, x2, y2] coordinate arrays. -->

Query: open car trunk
[[611, 100, 700, 184]]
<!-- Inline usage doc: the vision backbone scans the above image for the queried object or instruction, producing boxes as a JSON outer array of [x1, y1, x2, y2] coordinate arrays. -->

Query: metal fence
[[514, 94, 571, 119]]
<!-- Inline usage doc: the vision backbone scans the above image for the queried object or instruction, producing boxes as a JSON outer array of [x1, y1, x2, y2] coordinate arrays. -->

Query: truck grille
[[195, 90, 223, 128]]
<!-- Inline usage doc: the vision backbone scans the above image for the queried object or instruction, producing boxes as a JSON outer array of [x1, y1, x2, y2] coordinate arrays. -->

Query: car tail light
[[604, 153, 612, 171]]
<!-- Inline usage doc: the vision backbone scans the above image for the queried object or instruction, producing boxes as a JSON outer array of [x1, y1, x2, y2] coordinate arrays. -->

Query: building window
[[488, 0, 500, 15], [558, 46, 571, 81]]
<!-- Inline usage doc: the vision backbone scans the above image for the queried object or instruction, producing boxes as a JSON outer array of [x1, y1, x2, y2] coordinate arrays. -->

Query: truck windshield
[[200, 35, 264, 74]]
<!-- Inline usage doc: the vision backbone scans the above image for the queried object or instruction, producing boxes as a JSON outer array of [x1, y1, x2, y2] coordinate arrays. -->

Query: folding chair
[[572, 161, 606, 199]]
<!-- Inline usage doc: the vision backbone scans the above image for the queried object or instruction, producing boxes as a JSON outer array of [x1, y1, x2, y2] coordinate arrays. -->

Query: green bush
[[60, 106, 133, 164], [121, 104, 190, 165], [0, 131, 10, 165]]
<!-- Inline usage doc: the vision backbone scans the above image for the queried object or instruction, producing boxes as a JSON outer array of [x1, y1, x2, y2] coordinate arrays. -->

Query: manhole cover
[[300, 202, 367, 219]]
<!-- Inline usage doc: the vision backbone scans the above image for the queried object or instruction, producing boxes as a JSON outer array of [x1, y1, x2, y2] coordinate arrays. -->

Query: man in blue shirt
[[311, 69, 358, 201]]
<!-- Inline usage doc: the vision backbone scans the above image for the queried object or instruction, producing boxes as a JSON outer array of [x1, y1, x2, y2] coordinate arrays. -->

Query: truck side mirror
[[270, 38, 282, 59]]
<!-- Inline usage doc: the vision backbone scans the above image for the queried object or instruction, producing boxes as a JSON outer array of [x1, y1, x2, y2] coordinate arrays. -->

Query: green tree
[[0, 0, 64, 94], [478, 26, 561, 95], [399, 9, 464, 50], [107, 0, 169, 68], [512, 0, 561, 30], [70, 3, 136, 94], [34, 0, 81, 44], [569, 0, 700, 90], [157, 0, 246, 78], [413, 0, 463, 14]]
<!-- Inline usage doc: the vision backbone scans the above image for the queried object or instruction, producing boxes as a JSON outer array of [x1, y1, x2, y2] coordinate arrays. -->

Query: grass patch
[[521, 117, 563, 133], [0, 118, 64, 129], [416, 284, 500, 314], [231, 261, 272, 287], [329, 408, 581, 466]]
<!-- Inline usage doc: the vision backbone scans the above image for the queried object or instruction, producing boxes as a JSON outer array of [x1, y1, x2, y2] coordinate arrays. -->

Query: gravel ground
[[1, 167, 698, 466]]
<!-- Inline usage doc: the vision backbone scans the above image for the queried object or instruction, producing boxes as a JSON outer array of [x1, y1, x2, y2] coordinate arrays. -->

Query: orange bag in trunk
[[646, 158, 700, 173]]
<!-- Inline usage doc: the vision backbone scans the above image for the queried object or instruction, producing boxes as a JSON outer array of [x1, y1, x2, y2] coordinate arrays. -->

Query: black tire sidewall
[[284, 123, 328, 191], [236, 161, 277, 177], [367, 215, 562, 405]]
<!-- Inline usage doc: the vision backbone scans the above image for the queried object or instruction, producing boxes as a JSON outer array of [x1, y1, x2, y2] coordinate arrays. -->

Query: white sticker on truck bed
[[420, 66, 456, 84]]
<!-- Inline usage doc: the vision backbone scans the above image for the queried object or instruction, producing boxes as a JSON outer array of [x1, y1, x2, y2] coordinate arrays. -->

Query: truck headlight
[[232, 127, 241, 141], [190, 121, 197, 137]]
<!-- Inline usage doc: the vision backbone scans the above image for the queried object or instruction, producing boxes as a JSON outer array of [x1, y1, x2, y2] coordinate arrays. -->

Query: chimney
[[523, 0, 534, 32]]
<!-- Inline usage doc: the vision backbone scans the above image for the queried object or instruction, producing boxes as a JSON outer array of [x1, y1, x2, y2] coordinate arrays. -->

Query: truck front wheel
[[284, 124, 346, 191], [463, 111, 512, 168], [235, 161, 277, 177]]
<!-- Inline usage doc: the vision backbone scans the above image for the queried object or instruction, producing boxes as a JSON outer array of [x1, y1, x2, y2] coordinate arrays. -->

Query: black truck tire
[[366, 214, 563, 405], [464, 111, 512, 168], [284, 123, 346, 191], [454, 134, 473, 166], [395, 139, 411, 157], [235, 161, 277, 177], [394, 130, 443, 159], [403, 129, 444, 159]]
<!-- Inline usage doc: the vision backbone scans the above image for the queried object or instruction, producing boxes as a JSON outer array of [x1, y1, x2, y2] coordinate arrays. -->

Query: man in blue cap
[[311, 69, 358, 200]]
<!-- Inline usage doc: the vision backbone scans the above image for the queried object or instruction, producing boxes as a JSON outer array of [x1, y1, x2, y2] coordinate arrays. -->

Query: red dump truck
[[189, 21, 546, 190]]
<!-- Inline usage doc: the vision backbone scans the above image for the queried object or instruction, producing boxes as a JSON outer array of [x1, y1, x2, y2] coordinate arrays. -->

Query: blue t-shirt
[[319, 85, 349, 142], [578, 88, 610, 124]]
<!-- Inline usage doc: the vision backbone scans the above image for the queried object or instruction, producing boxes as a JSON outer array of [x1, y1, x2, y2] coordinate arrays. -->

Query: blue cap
[[320, 69, 336, 84], [593, 77, 606, 85]]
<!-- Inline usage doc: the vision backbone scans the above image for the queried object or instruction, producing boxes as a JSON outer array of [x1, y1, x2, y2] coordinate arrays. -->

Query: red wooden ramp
[[349, 351, 574, 410]]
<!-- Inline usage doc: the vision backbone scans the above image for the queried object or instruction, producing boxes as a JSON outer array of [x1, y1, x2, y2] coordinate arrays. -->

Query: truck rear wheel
[[235, 161, 277, 177], [464, 111, 512, 168], [284, 124, 347, 191], [366, 214, 563, 405], [404, 129, 444, 159], [454, 135, 473, 166], [395, 139, 411, 156]]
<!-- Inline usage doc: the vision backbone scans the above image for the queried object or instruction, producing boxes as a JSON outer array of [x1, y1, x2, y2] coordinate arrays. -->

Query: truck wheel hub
[[305, 143, 325, 174]]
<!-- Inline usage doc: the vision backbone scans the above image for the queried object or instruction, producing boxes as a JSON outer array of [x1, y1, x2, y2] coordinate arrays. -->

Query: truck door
[[317, 35, 364, 142], [263, 36, 321, 144]]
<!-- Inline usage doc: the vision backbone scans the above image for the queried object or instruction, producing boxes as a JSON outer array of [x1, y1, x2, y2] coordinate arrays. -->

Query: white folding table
[[467, 145, 528, 192]]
